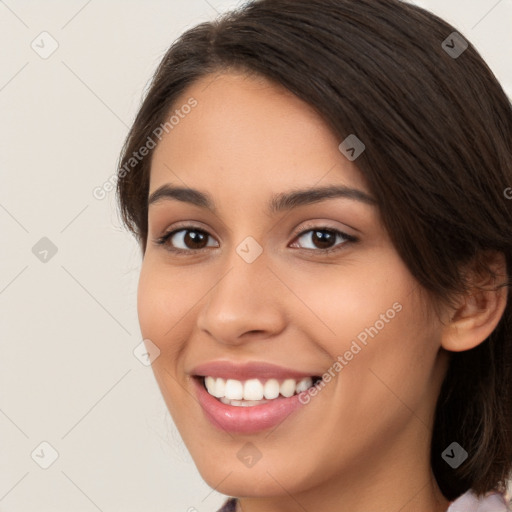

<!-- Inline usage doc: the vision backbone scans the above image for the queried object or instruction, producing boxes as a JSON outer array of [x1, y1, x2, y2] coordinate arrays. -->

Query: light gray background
[[1, 1, 511, 511]]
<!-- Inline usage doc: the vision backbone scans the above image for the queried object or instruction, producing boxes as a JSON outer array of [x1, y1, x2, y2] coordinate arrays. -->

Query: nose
[[196, 249, 287, 346]]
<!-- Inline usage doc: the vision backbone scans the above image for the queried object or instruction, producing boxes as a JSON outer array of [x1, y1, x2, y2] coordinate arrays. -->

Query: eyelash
[[154, 223, 358, 257]]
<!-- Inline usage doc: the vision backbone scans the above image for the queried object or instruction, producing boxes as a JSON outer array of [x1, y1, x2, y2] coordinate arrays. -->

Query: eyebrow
[[147, 183, 377, 214]]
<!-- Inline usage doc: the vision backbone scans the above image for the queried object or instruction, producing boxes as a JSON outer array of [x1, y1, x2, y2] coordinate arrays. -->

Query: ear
[[441, 251, 509, 352]]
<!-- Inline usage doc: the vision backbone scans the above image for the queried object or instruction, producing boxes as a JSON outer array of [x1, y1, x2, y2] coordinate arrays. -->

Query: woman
[[116, 0, 512, 510]]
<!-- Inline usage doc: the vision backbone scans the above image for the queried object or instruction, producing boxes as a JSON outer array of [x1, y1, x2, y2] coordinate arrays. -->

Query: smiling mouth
[[196, 375, 322, 407]]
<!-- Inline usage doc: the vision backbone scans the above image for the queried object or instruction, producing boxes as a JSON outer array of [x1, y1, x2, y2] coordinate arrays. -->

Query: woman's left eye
[[290, 227, 357, 253]]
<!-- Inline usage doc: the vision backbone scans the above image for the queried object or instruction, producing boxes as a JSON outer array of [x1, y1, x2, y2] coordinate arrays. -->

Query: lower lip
[[192, 377, 307, 434]]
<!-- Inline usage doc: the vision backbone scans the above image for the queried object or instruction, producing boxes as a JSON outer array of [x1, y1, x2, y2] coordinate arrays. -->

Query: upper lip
[[190, 360, 319, 381]]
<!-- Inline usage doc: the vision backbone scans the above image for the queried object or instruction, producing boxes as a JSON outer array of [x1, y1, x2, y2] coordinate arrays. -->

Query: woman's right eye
[[155, 227, 219, 253]]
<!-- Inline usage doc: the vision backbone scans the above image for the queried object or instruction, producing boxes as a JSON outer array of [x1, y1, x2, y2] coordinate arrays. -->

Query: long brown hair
[[116, 0, 512, 499]]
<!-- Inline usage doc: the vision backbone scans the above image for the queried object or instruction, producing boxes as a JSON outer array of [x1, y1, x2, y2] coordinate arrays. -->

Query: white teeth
[[205, 376, 226, 398], [204, 376, 216, 395], [296, 377, 313, 393], [263, 379, 280, 399], [280, 379, 296, 397], [214, 377, 225, 398], [220, 397, 270, 407], [203, 376, 316, 403], [225, 379, 244, 400], [243, 379, 264, 400]]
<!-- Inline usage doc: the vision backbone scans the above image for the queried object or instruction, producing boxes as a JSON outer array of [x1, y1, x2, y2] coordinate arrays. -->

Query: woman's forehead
[[149, 72, 371, 196]]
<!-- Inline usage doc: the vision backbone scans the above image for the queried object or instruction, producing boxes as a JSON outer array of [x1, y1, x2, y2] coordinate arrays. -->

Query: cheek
[[137, 254, 196, 331], [332, 288, 440, 434], [291, 265, 441, 471], [136, 258, 188, 360], [294, 252, 412, 352], [136, 259, 192, 413], [302, 252, 440, 408], [137, 262, 162, 341]]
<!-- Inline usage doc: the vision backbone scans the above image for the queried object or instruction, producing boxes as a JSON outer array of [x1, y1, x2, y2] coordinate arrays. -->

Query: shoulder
[[448, 489, 512, 512]]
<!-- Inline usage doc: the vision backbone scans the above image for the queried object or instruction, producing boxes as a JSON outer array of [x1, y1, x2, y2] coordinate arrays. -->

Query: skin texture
[[137, 72, 508, 512]]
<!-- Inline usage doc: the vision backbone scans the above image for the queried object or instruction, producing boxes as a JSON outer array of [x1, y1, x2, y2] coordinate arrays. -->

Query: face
[[138, 72, 449, 500]]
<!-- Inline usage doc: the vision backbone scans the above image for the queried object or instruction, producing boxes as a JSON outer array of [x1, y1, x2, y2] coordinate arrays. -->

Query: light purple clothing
[[448, 489, 511, 512]]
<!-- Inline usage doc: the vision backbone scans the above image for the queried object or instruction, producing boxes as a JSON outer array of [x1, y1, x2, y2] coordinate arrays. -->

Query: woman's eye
[[290, 228, 357, 252], [155, 226, 357, 255], [156, 228, 219, 252]]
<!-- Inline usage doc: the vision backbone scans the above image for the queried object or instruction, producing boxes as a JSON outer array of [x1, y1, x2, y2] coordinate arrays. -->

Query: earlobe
[[441, 251, 509, 353]]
